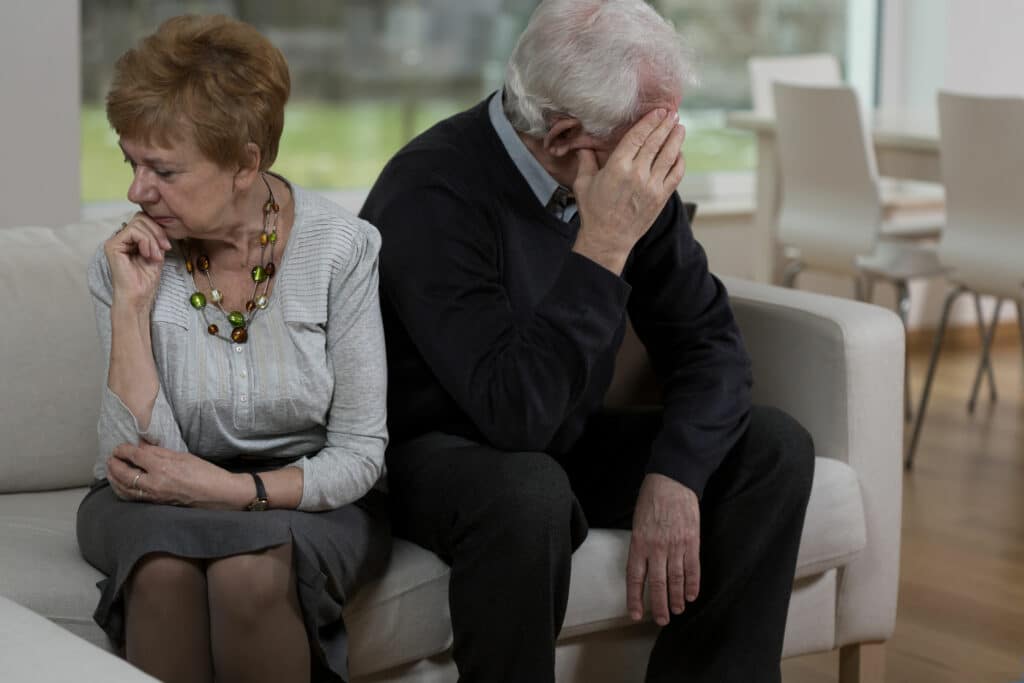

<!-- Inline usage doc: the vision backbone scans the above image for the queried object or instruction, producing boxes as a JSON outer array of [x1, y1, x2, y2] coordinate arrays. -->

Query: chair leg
[[1018, 300, 1024, 384], [968, 297, 1003, 414], [970, 293, 999, 409], [906, 286, 966, 469], [895, 280, 913, 422], [839, 643, 886, 683], [782, 261, 802, 288], [862, 276, 876, 303]]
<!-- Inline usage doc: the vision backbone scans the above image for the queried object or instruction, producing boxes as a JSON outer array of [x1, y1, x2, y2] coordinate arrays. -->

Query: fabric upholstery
[[0, 223, 902, 680], [0, 222, 113, 492]]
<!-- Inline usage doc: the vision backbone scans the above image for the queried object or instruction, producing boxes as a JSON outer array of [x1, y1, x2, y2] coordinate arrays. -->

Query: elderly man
[[360, 1, 814, 681]]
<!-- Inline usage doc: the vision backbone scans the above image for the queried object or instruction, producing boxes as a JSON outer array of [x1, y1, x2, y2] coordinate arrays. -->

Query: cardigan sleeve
[[88, 244, 188, 481], [625, 195, 753, 498], [286, 222, 388, 511]]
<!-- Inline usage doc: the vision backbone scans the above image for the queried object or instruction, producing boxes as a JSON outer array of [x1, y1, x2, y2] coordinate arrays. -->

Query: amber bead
[[228, 311, 246, 328], [207, 324, 219, 335], [185, 260, 194, 274], [230, 327, 248, 343], [189, 292, 207, 309], [265, 262, 276, 278], [259, 232, 269, 246], [251, 265, 267, 283], [245, 300, 256, 313], [196, 255, 210, 272]]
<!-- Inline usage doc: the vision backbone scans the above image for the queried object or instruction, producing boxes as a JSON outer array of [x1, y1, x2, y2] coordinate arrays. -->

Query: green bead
[[251, 265, 267, 283], [228, 311, 246, 327], [268, 231, 278, 244], [189, 292, 207, 309]]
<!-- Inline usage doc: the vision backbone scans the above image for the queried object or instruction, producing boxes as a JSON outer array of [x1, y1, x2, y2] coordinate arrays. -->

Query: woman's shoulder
[[290, 186, 381, 270]]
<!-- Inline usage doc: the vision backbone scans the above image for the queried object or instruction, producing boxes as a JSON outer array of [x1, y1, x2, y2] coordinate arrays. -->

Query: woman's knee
[[128, 553, 205, 608], [207, 543, 297, 623]]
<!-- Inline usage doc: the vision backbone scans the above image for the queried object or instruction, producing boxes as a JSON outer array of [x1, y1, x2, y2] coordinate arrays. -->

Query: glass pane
[[82, 0, 853, 202]]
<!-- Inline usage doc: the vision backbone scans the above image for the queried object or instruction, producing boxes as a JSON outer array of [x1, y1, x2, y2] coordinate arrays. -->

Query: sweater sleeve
[[88, 245, 188, 481], [287, 223, 388, 511], [372, 178, 631, 452], [626, 195, 753, 498]]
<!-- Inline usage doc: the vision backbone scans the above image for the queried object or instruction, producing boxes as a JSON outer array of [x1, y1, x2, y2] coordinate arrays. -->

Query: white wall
[[0, 1, 80, 229]]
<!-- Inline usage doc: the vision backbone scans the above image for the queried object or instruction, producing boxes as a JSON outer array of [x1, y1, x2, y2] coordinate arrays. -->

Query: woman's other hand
[[104, 213, 172, 313], [106, 442, 252, 510]]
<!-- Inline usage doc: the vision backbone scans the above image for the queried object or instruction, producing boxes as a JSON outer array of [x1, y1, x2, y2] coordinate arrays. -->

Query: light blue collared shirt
[[488, 89, 578, 223]]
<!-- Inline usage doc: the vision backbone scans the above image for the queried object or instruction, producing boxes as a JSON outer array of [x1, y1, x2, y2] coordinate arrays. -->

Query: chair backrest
[[937, 91, 1024, 299], [773, 82, 882, 274], [748, 53, 841, 115]]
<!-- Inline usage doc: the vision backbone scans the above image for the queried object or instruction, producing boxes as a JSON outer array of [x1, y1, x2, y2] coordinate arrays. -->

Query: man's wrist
[[571, 232, 629, 275]]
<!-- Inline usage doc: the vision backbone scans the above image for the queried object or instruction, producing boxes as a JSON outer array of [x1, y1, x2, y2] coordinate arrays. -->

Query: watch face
[[248, 499, 269, 512]]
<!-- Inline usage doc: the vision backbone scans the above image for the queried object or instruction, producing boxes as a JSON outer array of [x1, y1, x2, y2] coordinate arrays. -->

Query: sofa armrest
[[722, 277, 904, 646]]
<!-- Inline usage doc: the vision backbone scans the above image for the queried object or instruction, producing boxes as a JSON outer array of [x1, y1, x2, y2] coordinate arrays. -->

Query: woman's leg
[[124, 553, 213, 683], [206, 543, 310, 683]]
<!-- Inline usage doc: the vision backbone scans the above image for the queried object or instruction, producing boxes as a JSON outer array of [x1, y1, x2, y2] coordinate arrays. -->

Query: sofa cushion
[[0, 488, 107, 647], [0, 222, 115, 492], [0, 454, 864, 673], [558, 456, 866, 639]]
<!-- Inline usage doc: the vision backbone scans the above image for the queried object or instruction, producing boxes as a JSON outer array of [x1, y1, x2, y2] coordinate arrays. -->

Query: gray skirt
[[77, 478, 390, 683]]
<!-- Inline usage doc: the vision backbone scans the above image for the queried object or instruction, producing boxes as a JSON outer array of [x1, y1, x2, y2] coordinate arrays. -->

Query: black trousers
[[385, 405, 815, 683]]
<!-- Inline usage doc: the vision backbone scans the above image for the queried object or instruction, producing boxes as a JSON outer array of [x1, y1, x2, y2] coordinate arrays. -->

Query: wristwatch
[[247, 472, 269, 511]]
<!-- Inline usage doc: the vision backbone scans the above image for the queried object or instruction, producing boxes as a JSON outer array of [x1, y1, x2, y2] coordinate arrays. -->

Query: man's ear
[[233, 142, 262, 191], [542, 117, 589, 158]]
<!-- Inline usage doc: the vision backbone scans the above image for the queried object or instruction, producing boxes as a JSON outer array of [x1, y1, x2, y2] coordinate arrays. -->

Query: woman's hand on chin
[[105, 212, 173, 314]]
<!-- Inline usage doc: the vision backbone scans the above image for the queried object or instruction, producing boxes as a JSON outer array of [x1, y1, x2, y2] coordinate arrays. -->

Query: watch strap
[[247, 472, 269, 511]]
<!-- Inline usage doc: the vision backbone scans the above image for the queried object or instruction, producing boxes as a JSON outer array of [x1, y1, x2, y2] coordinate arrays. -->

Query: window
[[81, 0, 872, 203]]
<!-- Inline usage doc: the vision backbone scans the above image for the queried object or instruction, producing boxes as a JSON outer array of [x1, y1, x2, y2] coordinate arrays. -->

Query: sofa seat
[[0, 454, 865, 677]]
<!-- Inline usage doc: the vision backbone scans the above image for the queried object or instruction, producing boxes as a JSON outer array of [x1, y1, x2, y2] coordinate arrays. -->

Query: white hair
[[504, 0, 697, 139]]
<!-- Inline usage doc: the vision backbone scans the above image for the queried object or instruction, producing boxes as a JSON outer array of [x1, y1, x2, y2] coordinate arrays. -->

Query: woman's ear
[[542, 117, 587, 158], [233, 142, 262, 191]]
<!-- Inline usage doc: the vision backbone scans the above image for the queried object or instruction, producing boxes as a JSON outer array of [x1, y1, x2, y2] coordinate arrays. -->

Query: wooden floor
[[783, 341, 1024, 683]]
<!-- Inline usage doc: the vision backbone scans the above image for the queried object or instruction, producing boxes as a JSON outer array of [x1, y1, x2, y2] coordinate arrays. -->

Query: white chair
[[749, 54, 944, 239], [772, 82, 950, 421], [905, 91, 1024, 468], [748, 53, 842, 116]]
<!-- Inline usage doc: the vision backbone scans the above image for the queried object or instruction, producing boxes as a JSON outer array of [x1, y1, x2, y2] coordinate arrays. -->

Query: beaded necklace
[[182, 173, 280, 344]]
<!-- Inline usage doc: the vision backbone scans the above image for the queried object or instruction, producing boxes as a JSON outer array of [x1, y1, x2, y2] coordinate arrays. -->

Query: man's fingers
[[668, 543, 687, 615], [684, 533, 701, 602], [613, 108, 668, 162], [635, 110, 679, 168], [625, 543, 648, 621], [646, 553, 671, 626], [575, 147, 599, 183], [651, 122, 686, 182]]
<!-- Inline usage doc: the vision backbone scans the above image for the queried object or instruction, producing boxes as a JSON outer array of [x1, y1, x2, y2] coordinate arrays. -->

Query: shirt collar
[[488, 89, 571, 216]]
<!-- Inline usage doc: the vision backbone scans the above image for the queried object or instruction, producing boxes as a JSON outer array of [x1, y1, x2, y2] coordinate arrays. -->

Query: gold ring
[[131, 471, 142, 490]]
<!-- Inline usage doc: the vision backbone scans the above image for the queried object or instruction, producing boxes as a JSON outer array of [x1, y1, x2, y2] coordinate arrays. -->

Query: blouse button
[[240, 395, 248, 403], [235, 346, 243, 353], [241, 369, 248, 378]]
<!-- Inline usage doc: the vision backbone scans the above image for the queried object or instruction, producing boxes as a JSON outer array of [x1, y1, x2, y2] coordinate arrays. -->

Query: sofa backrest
[[0, 221, 116, 493]]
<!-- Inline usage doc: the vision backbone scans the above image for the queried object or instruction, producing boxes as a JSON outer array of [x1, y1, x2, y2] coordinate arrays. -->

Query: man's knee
[[485, 451, 576, 535], [747, 405, 815, 500]]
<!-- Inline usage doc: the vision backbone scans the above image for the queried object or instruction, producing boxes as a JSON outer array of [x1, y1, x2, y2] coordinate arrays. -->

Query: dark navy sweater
[[360, 96, 752, 497]]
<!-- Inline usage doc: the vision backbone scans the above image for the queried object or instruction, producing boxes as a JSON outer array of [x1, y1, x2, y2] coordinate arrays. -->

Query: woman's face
[[120, 134, 240, 240]]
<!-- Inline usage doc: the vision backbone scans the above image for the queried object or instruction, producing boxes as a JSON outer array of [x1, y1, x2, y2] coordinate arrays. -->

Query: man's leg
[[386, 432, 588, 683], [563, 405, 815, 683]]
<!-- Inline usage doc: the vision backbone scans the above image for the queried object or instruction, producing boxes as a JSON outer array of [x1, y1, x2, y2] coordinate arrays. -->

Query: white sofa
[[0, 219, 903, 682]]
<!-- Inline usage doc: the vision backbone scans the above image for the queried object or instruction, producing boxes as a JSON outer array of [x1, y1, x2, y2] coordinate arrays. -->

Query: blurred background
[[79, 0, 853, 202]]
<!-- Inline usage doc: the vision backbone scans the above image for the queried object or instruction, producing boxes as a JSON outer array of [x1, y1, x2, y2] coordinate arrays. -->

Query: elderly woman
[[76, 15, 390, 683]]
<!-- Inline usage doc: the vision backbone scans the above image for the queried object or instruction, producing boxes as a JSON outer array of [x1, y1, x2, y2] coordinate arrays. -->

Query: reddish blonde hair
[[106, 14, 290, 170]]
